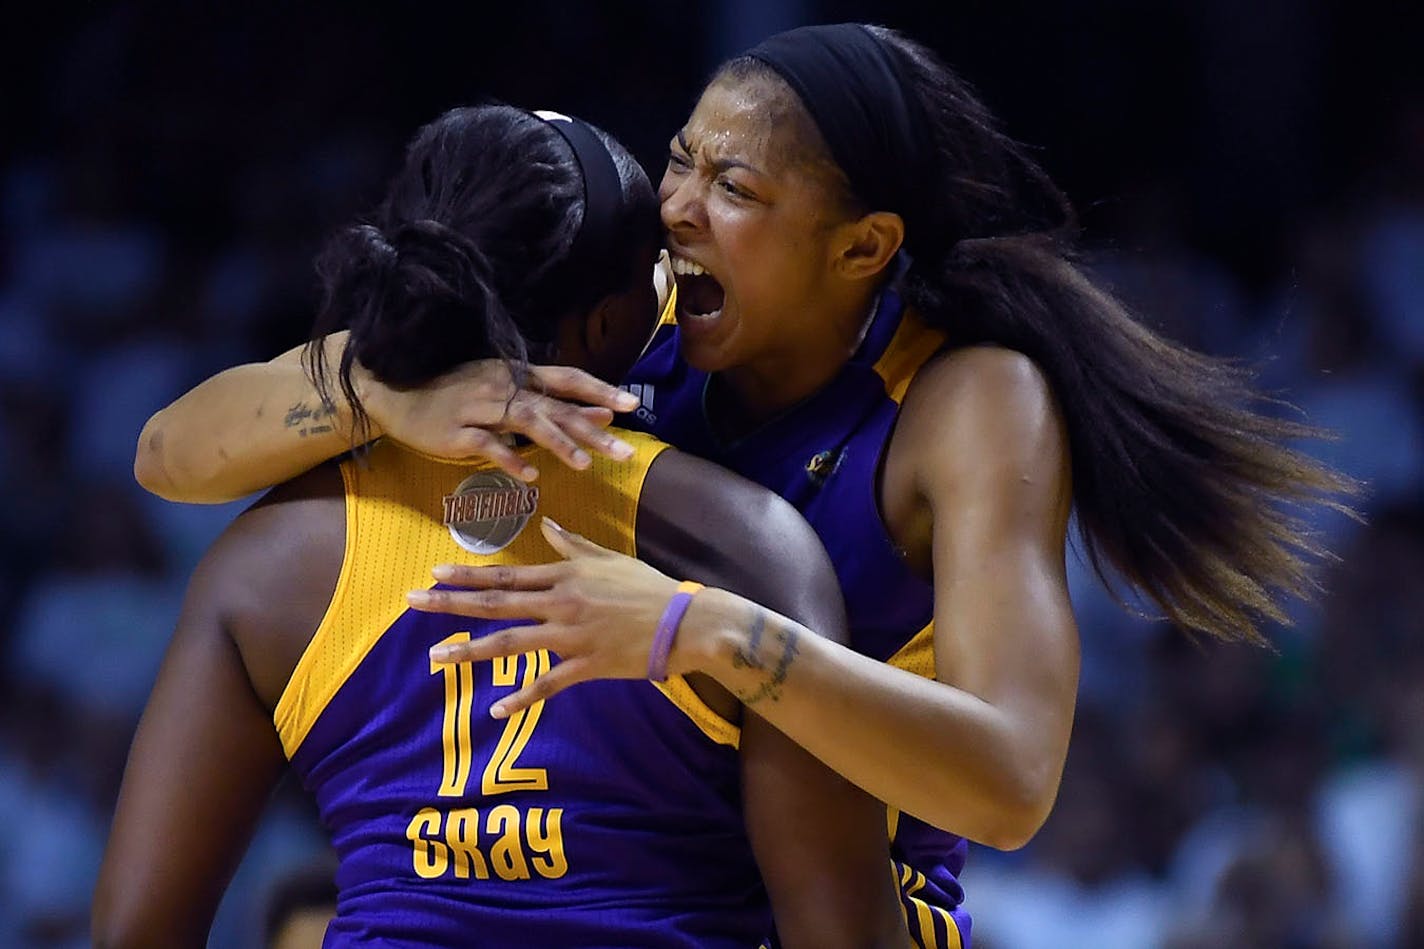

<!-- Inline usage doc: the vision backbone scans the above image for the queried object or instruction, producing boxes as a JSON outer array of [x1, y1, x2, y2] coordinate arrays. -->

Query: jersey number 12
[[431, 632, 550, 797]]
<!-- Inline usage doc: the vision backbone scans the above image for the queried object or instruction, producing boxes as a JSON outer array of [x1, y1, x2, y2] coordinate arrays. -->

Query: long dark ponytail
[[727, 30, 1356, 643], [305, 105, 655, 440]]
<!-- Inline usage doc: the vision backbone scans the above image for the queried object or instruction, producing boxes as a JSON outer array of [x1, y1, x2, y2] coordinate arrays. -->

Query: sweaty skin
[[94, 447, 907, 948], [415, 346, 1080, 848], [130, 76, 1081, 850]]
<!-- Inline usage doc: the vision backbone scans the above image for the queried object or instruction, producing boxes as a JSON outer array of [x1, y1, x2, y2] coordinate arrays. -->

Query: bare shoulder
[[194, 462, 346, 709], [896, 345, 1068, 487], [904, 345, 1058, 429]]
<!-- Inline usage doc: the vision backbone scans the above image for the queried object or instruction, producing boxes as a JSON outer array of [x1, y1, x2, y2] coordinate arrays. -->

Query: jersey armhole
[[631, 444, 741, 750], [272, 461, 361, 757]]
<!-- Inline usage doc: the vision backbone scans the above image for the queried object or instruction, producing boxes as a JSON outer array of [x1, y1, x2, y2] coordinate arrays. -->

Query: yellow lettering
[[407, 808, 449, 879], [445, 807, 491, 880], [526, 807, 568, 879], [487, 804, 531, 880], [431, 633, 475, 797], [491, 654, 518, 687], [482, 650, 550, 795]]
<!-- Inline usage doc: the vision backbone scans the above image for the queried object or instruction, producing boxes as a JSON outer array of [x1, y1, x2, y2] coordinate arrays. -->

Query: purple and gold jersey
[[275, 434, 770, 947], [624, 285, 971, 948]]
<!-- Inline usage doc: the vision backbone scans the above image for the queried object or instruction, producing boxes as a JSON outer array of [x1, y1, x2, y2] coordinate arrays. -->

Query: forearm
[[135, 333, 368, 503], [683, 589, 1059, 849]]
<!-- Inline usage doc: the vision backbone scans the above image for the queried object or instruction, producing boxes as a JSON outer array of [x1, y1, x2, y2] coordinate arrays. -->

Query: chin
[[677, 334, 739, 375]]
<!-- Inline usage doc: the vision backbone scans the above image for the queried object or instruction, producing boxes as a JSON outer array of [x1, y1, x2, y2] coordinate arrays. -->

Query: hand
[[358, 360, 641, 481], [406, 518, 687, 717]]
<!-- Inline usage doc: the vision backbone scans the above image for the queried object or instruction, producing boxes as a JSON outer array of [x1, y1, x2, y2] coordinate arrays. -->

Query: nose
[[659, 168, 707, 239]]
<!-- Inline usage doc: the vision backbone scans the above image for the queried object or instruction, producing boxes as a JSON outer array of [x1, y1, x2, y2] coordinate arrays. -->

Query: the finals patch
[[442, 471, 540, 554]]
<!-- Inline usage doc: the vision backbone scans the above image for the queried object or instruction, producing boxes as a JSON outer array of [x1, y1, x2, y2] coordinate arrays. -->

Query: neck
[[710, 286, 880, 436]]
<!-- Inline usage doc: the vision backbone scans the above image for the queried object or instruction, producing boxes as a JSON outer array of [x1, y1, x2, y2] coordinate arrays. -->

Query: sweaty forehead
[[680, 76, 827, 176]]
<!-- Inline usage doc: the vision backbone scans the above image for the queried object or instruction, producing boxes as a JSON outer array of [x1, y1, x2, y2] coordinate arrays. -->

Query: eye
[[717, 177, 751, 199], [667, 151, 691, 172]]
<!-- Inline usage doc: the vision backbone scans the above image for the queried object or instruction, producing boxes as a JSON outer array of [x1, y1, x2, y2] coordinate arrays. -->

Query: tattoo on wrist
[[731, 609, 767, 671], [733, 610, 800, 706], [285, 401, 339, 438]]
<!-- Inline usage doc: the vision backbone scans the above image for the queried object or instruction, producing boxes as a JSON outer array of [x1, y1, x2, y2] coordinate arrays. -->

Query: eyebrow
[[676, 130, 763, 177]]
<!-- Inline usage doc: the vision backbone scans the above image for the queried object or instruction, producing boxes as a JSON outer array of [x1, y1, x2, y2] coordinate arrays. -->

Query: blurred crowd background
[[2, 2, 1421, 947]]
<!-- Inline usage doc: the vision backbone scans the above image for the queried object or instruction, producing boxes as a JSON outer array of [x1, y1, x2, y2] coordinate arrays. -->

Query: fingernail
[[489, 701, 509, 719], [407, 590, 432, 606], [431, 565, 454, 581], [429, 645, 456, 663], [615, 391, 639, 410], [521, 465, 539, 481], [572, 449, 591, 468], [611, 440, 635, 460], [543, 517, 565, 533]]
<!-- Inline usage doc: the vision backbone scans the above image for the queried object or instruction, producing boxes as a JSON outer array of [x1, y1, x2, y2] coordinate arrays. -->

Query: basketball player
[[93, 105, 906, 947], [126, 25, 1354, 949]]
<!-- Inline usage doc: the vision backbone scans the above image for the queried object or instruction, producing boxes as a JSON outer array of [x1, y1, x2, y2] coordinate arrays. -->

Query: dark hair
[[717, 30, 1357, 644], [306, 105, 657, 438]]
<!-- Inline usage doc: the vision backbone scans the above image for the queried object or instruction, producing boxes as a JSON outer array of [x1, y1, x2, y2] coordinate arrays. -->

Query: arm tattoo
[[284, 401, 338, 438], [731, 608, 767, 670], [734, 608, 801, 707]]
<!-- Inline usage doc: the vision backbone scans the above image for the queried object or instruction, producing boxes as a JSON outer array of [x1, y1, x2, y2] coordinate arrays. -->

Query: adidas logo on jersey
[[622, 383, 657, 425]]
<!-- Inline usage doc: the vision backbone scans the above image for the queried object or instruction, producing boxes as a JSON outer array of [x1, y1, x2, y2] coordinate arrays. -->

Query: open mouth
[[670, 255, 726, 321]]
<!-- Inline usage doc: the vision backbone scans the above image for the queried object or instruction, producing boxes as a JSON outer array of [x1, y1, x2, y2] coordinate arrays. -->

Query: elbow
[[133, 412, 178, 500], [134, 412, 235, 504], [974, 768, 1061, 852], [977, 804, 1050, 852]]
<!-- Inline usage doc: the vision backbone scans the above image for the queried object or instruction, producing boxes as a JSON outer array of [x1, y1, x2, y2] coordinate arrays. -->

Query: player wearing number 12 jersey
[[94, 105, 904, 947]]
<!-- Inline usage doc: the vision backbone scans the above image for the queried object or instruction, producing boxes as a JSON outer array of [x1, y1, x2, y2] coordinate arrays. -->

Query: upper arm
[[636, 450, 848, 644], [93, 509, 307, 947], [639, 452, 904, 946], [905, 348, 1080, 807]]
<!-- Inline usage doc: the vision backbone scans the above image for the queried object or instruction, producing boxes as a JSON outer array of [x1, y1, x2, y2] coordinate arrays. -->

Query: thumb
[[540, 517, 608, 559]]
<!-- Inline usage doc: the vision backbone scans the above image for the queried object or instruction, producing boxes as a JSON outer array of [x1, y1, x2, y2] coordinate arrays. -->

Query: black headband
[[532, 110, 627, 309], [746, 24, 932, 236]]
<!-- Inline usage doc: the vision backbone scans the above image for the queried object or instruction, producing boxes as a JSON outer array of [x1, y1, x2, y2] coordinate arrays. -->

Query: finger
[[428, 623, 561, 665], [451, 427, 539, 481], [575, 405, 616, 427], [540, 517, 614, 559], [406, 586, 561, 620], [503, 397, 592, 470], [489, 658, 591, 719], [429, 562, 566, 591], [548, 404, 635, 461], [529, 364, 639, 413]]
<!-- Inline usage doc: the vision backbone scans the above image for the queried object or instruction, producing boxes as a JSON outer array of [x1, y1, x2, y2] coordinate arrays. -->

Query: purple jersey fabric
[[623, 285, 972, 948], [290, 608, 768, 947], [285, 445, 772, 946]]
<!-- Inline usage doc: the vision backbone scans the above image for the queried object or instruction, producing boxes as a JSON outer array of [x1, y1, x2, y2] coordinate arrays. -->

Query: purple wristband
[[647, 581, 705, 682]]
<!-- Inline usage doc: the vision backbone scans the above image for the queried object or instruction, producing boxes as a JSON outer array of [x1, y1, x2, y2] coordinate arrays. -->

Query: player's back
[[228, 431, 797, 947]]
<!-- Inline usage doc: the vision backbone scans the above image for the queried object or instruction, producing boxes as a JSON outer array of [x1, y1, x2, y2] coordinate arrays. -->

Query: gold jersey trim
[[274, 459, 365, 758], [657, 282, 678, 327], [885, 620, 936, 681], [273, 430, 739, 757], [652, 678, 739, 748], [871, 310, 946, 405]]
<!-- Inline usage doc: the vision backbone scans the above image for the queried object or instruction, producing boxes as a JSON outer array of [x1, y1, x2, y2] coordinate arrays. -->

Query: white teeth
[[670, 256, 707, 277]]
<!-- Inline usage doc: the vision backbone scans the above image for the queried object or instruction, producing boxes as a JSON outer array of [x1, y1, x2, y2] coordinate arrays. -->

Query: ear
[[832, 211, 905, 282]]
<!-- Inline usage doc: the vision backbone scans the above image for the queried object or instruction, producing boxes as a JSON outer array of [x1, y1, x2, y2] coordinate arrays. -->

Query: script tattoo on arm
[[283, 400, 338, 439], [733, 607, 801, 707]]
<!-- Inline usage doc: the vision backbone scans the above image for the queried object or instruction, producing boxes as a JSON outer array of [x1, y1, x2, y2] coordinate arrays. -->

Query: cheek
[[656, 170, 677, 206]]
